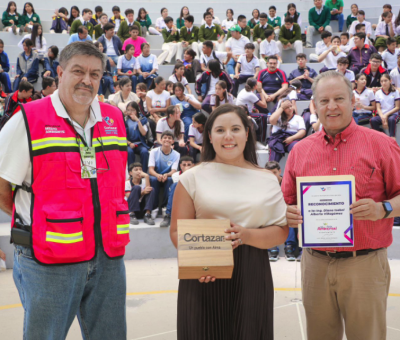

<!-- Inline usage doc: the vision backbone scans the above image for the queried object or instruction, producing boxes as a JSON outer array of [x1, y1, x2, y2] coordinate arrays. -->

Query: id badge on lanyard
[[80, 146, 97, 178]]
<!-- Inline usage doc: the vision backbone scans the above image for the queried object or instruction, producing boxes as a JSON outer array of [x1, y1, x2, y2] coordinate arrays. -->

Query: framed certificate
[[296, 175, 356, 248]]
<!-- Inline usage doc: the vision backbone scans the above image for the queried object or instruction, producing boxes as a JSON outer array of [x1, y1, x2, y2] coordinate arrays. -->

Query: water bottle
[[304, 25, 308, 35], [113, 69, 118, 82], [11, 66, 16, 79], [0, 104, 4, 117]]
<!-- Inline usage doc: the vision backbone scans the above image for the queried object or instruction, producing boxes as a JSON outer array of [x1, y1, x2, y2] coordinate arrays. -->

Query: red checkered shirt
[[281, 119, 400, 252]]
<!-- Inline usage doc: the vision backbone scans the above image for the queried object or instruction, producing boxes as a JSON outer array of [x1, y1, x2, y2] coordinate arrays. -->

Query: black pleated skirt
[[177, 245, 274, 340]]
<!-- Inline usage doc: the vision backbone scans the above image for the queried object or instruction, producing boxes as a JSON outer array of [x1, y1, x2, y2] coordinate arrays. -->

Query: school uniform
[[336, 69, 355, 83], [226, 35, 251, 76], [137, 54, 159, 89], [232, 54, 260, 96], [320, 50, 347, 72], [353, 87, 375, 125], [288, 66, 318, 91], [374, 21, 394, 50], [390, 67, 400, 89], [252, 23, 274, 57], [198, 23, 225, 52], [170, 95, 200, 140], [126, 178, 155, 218], [126, 116, 150, 172], [257, 68, 288, 98], [360, 65, 388, 88], [177, 26, 200, 61], [371, 89, 400, 137], [188, 124, 203, 161], [236, 89, 261, 113], [117, 55, 139, 91], [309, 41, 329, 62], [158, 28, 179, 64], [382, 49, 400, 73], [347, 44, 378, 75]]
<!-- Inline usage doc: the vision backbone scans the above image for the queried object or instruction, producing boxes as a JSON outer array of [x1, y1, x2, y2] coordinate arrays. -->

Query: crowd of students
[[1, 1, 400, 248]]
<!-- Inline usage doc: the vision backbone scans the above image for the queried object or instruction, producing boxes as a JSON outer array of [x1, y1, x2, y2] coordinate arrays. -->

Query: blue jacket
[[98, 35, 123, 56], [195, 71, 233, 97], [0, 51, 10, 72], [16, 50, 39, 79], [43, 54, 59, 78]]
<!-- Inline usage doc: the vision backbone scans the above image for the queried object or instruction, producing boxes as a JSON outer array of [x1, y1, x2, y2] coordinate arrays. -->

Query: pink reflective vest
[[13, 96, 130, 264]]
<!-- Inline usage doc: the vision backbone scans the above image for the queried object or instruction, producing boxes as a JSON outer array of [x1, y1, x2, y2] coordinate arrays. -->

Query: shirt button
[[333, 168, 337, 171], [343, 139, 347, 142], [334, 148, 337, 151]]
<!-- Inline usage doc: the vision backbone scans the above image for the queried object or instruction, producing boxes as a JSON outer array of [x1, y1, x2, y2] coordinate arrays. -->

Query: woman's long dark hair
[[68, 6, 80, 26], [180, 6, 189, 19], [277, 79, 302, 101], [395, 9, 400, 28], [126, 101, 142, 119], [166, 105, 182, 139], [286, 3, 299, 23], [208, 59, 221, 78], [214, 80, 228, 107], [149, 76, 164, 90], [6, 1, 17, 14], [381, 73, 396, 93], [279, 99, 294, 131], [201, 104, 258, 165], [30, 23, 42, 48], [250, 9, 260, 26], [22, 2, 35, 16], [173, 82, 185, 98], [137, 8, 147, 21], [245, 78, 257, 92], [48, 45, 59, 59]]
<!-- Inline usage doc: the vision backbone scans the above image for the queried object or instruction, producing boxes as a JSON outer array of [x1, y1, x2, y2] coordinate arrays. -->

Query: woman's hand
[[225, 222, 249, 250], [179, 140, 186, 147], [198, 276, 216, 283]]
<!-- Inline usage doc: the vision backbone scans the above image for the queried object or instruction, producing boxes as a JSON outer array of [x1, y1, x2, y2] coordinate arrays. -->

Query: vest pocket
[[109, 200, 130, 248], [43, 211, 86, 260]]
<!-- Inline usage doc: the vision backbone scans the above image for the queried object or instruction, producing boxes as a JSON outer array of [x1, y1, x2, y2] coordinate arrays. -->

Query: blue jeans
[[181, 115, 193, 141], [128, 185, 156, 218], [331, 13, 344, 31], [137, 73, 158, 89], [149, 176, 173, 209], [166, 182, 178, 216], [370, 113, 399, 137], [127, 144, 150, 173], [226, 58, 237, 76], [13, 245, 126, 340], [353, 111, 372, 125], [285, 227, 299, 249], [0, 72, 11, 93], [98, 75, 115, 95], [108, 55, 119, 72]]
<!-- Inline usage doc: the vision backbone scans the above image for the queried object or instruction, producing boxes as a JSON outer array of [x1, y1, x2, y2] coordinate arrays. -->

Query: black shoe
[[129, 213, 139, 225], [284, 245, 296, 261], [160, 214, 170, 228], [162, 61, 169, 65], [144, 213, 155, 226], [268, 246, 279, 262]]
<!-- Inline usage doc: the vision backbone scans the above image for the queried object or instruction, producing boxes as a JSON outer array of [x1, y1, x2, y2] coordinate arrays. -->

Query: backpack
[[0, 100, 22, 131]]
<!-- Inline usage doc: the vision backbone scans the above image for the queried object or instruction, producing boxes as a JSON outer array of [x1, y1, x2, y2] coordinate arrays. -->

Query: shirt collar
[[323, 119, 358, 144], [205, 23, 215, 29], [50, 90, 103, 124], [267, 68, 278, 74], [79, 16, 85, 24], [354, 86, 367, 95]]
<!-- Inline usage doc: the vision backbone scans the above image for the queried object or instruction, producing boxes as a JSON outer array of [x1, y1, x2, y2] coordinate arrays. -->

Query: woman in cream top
[[170, 104, 288, 339]]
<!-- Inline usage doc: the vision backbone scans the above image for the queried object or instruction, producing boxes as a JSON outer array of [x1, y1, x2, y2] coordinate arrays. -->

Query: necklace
[[161, 148, 173, 162]]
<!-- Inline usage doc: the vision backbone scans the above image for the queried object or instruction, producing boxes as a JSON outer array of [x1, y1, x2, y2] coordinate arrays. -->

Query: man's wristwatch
[[382, 201, 393, 219]]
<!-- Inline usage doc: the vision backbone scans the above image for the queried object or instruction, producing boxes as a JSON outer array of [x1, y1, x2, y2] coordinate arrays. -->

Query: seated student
[[199, 40, 231, 73], [2, 1, 21, 35], [306, 0, 333, 48], [177, 15, 199, 62], [274, 79, 302, 115], [50, 7, 69, 34], [137, 43, 159, 89], [98, 23, 123, 71], [118, 9, 142, 42], [176, 6, 189, 30], [260, 29, 281, 70], [126, 162, 155, 226], [149, 130, 180, 210], [227, 15, 251, 40], [382, 38, 399, 73], [373, 4, 396, 30], [67, 6, 80, 29], [182, 49, 202, 83], [248, 9, 260, 31], [268, 6, 282, 38], [32, 76, 56, 100], [370, 74, 400, 140], [117, 44, 138, 91], [348, 23, 371, 49], [70, 8, 93, 36], [288, 53, 318, 99], [165, 81, 174, 95], [201, 7, 221, 25], [390, 55, 400, 91], [339, 32, 350, 53], [146, 76, 171, 122], [109, 6, 125, 32], [13, 39, 39, 92], [232, 43, 260, 97], [122, 25, 147, 58], [277, 17, 303, 56], [188, 113, 206, 162], [160, 155, 194, 228], [93, 13, 108, 39], [93, 41, 115, 96], [346, 4, 359, 29], [137, 7, 153, 36], [395, 15, 400, 46], [360, 53, 388, 91], [347, 33, 378, 75], [348, 10, 372, 38], [169, 63, 191, 93], [268, 99, 306, 162], [91, 6, 103, 26], [252, 13, 274, 58], [170, 82, 201, 139], [136, 82, 156, 140], [19, 2, 41, 34], [374, 12, 395, 52], [125, 101, 150, 172], [225, 25, 251, 77], [236, 77, 268, 114], [352, 73, 376, 125], [309, 30, 332, 62], [18, 23, 46, 60], [285, 3, 302, 28], [257, 56, 288, 103], [158, 17, 179, 65], [154, 7, 169, 36], [325, 0, 344, 32], [210, 80, 235, 111], [222, 9, 237, 33], [336, 57, 355, 88], [110, 77, 139, 107], [67, 25, 92, 44], [156, 105, 187, 156], [3, 81, 33, 123], [198, 12, 225, 53], [0, 40, 11, 94], [317, 35, 347, 72], [196, 60, 233, 113]]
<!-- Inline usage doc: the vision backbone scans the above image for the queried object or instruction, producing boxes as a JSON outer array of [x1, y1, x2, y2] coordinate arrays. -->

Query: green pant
[[374, 37, 387, 50]]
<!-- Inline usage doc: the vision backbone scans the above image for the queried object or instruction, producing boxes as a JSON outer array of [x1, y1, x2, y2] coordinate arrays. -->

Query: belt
[[312, 248, 383, 259]]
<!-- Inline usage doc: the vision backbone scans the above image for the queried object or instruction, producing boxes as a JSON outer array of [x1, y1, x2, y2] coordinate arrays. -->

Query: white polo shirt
[[375, 89, 400, 114], [156, 117, 185, 141], [168, 74, 189, 87], [105, 37, 117, 56], [236, 89, 260, 112], [323, 51, 347, 69], [188, 124, 203, 144], [225, 35, 250, 56], [237, 55, 260, 75], [0, 90, 103, 225], [349, 20, 372, 36], [382, 49, 400, 71], [200, 51, 227, 66], [260, 39, 279, 57], [271, 114, 305, 134], [336, 69, 355, 83], [353, 87, 375, 113], [310, 113, 323, 131], [315, 41, 329, 56], [155, 17, 167, 29], [221, 19, 237, 30], [390, 67, 400, 89]]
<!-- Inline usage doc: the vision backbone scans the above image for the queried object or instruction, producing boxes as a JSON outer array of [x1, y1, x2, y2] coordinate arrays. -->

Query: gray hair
[[311, 71, 353, 100], [59, 42, 107, 71]]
